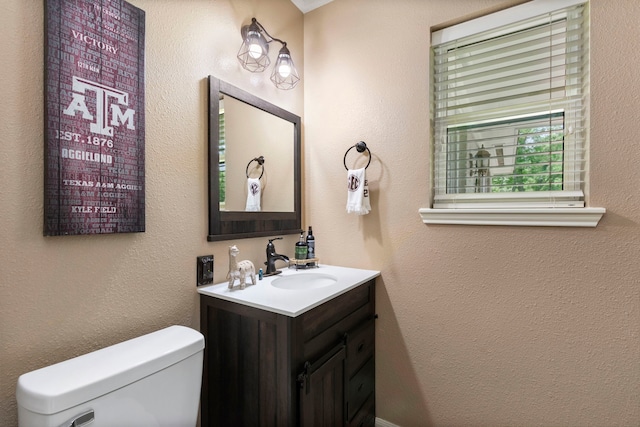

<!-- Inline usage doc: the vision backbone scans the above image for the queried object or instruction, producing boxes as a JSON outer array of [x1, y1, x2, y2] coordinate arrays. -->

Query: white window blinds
[[431, 1, 589, 209]]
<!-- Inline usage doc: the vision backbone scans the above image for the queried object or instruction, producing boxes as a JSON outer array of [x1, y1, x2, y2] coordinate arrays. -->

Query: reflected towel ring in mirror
[[343, 141, 371, 170], [246, 156, 265, 179]]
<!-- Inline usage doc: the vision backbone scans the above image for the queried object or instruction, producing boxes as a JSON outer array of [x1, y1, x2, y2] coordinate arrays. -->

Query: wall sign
[[44, 0, 145, 235]]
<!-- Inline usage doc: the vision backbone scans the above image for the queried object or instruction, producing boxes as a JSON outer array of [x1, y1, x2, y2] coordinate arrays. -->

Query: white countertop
[[197, 264, 380, 317]]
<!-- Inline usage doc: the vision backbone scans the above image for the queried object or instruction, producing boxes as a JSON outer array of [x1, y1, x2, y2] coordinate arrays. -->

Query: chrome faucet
[[265, 237, 289, 276]]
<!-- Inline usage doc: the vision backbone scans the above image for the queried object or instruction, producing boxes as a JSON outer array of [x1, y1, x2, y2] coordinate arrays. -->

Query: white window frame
[[420, 0, 604, 227]]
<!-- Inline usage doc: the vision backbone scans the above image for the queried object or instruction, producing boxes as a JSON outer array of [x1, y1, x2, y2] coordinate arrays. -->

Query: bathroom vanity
[[197, 265, 379, 427]]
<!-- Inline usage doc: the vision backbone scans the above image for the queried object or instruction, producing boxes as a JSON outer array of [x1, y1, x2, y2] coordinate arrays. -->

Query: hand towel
[[245, 178, 261, 211], [346, 168, 371, 215]]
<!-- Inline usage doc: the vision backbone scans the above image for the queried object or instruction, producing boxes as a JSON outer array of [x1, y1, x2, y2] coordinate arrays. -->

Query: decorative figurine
[[227, 245, 256, 290]]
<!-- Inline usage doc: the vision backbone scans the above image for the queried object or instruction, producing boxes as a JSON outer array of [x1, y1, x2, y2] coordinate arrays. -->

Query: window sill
[[418, 207, 606, 227]]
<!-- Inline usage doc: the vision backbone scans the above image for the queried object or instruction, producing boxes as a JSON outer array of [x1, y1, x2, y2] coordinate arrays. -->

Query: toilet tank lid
[[16, 325, 204, 415]]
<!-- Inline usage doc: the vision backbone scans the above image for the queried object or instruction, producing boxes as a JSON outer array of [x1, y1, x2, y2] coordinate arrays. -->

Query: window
[[219, 101, 226, 207], [421, 0, 605, 226]]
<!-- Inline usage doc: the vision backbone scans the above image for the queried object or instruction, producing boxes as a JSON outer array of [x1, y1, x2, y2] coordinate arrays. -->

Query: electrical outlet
[[197, 255, 214, 286]]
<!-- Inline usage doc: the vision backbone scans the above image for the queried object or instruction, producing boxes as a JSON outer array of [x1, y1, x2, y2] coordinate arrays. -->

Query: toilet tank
[[16, 325, 204, 427]]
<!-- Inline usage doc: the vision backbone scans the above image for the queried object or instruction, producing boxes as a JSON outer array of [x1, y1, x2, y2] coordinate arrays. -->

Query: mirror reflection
[[219, 95, 294, 212]]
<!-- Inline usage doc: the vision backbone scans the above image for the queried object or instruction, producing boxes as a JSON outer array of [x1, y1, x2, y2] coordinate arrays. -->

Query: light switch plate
[[197, 255, 214, 286]]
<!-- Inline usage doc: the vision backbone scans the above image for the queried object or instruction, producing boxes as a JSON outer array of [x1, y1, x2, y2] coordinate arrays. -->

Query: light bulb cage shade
[[237, 22, 270, 73], [270, 46, 300, 90]]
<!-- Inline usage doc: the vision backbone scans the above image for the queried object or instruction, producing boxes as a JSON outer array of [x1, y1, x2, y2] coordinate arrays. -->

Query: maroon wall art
[[44, 0, 145, 235]]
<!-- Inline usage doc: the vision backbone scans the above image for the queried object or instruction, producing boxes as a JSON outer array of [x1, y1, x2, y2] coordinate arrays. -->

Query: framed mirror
[[207, 76, 301, 241]]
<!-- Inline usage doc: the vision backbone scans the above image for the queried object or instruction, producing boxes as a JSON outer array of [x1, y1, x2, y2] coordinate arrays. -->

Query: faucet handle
[[267, 237, 283, 257]]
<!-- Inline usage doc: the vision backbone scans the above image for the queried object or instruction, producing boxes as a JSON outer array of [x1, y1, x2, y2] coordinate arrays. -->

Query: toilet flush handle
[[60, 409, 94, 427]]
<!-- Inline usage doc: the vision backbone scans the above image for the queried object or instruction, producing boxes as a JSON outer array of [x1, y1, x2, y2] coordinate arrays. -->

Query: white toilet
[[16, 325, 204, 427]]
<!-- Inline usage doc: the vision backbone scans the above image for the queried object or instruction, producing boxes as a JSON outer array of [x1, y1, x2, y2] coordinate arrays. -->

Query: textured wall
[[2, 0, 639, 426], [0, 0, 302, 425], [303, 0, 640, 426]]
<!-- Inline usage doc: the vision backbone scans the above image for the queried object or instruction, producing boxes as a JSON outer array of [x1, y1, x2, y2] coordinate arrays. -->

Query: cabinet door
[[200, 296, 292, 427], [299, 346, 346, 427]]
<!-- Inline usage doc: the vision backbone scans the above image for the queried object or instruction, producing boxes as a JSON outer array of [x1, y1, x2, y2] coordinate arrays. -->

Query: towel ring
[[246, 156, 265, 179], [343, 141, 371, 170]]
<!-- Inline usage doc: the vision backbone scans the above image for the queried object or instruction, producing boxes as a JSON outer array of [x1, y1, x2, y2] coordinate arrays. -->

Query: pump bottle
[[295, 230, 308, 260]]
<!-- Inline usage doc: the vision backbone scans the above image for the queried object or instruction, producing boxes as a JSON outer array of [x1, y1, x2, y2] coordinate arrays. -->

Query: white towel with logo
[[245, 178, 261, 211], [346, 168, 370, 215]]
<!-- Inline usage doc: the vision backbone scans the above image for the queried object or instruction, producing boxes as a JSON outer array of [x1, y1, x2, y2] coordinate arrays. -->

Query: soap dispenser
[[295, 230, 308, 260]]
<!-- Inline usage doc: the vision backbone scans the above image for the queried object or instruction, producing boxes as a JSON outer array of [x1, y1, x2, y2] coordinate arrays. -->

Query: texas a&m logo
[[63, 76, 136, 137]]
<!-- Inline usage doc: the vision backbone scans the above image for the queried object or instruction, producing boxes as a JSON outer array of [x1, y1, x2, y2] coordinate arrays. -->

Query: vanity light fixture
[[237, 18, 300, 90]]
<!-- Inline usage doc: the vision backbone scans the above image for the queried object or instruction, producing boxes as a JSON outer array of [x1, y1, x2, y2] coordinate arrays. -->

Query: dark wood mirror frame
[[207, 76, 301, 242]]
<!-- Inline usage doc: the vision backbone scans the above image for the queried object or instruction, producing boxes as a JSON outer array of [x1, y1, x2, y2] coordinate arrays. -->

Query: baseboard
[[376, 418, 401, 427]]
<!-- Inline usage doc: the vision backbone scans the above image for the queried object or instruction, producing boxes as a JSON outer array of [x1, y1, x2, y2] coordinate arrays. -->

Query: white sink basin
[[271, 273, 338, 290], [198, 265, 380, 317]]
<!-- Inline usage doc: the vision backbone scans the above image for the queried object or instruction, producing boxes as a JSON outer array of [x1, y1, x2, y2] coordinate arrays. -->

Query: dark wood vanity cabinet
[[199, 279, 376, 427]]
